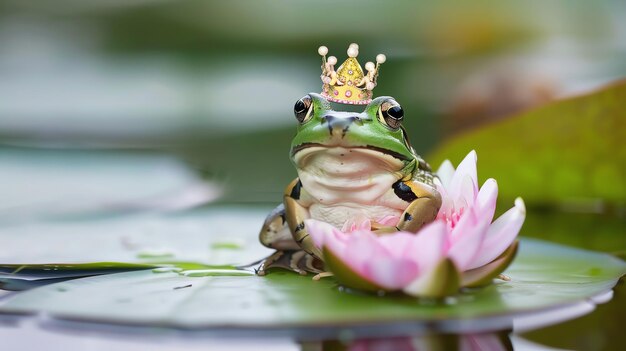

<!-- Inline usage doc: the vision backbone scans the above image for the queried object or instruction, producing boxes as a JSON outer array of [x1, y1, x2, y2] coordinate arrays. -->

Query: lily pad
[[0, 207, 275, 287], [0, 262, 157, 291], [0, 207, 273, 267], [428, 81, 626, 206], [1, 238, 623, 333]]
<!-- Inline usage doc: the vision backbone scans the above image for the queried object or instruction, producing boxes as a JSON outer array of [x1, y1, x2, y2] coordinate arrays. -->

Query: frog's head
[[290, 93, 416, 171]]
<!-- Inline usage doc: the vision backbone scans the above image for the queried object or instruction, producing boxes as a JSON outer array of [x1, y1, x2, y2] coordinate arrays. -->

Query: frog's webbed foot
[[289, 251, 309, 275], [256, 251, 284, 276], [312, 272, 334, 281], [257, 250, 324, 276]]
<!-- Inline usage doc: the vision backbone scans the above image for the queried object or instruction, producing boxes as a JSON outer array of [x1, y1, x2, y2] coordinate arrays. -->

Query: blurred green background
[[0, 0, 625, 349], [1, 0, 624, 203]]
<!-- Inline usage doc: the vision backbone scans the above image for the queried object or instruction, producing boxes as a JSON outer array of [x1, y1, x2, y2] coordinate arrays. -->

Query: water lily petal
[[403, 258, 460, 298], [448, 205, 478, 243], [377, 215, 401, 227], [436, 183, 453, 220], [305, 219, 345, 248], [403, 221, 448, 272], [449, 150, 478, 201], [447, 212, 490, 271], [467, 198, 526, 270], [436, 159, 455, 189], [342, 232, 391, 274], [362, 257, 419, 290], [461, 241, 519, 287], [378, 232, 418, 258], [454, 174, 477, 212], [476, 178, 498, 222], [323, 246, 382, 292], [341, 215, 371, 232]]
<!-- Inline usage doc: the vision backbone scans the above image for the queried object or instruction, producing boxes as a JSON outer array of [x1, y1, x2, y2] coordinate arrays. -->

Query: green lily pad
[[0, 207, 273, 267], [1, 238, 623, 332], [0, 207, 274, 287], [0, 262, 158, 291], [428, 81, 626, 206]]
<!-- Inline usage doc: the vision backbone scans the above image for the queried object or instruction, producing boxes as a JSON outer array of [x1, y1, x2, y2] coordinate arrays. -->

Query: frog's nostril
[[322, 115, 358, 126], [322, 115, 359, 137]]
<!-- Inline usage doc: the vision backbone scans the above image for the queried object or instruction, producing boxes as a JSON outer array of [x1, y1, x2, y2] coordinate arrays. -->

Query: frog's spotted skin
[[258, 93, 441, 275]]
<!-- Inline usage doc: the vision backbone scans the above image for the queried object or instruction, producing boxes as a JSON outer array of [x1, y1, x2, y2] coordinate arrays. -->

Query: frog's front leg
[[393, 180, 442, 233], [283, 178, 323, 260]]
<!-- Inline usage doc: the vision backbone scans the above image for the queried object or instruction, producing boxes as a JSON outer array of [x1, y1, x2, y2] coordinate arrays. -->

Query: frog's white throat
[[293, 146, 405, 206]]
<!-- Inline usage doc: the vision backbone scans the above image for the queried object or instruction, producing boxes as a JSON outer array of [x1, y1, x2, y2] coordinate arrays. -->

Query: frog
[[257, 93, 441, 275]]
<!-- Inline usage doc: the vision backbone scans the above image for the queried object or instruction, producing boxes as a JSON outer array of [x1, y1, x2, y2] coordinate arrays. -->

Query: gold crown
[[318, 43, 386, 105]]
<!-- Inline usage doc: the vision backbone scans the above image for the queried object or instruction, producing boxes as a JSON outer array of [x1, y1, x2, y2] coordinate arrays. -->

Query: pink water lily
[[306, 150, 526, 297], [306, 219, 459, 297], [436, 150, 525, 286]]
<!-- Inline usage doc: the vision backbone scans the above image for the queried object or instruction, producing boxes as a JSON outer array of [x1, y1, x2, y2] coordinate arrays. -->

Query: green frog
[[258, 93, 441, 275]]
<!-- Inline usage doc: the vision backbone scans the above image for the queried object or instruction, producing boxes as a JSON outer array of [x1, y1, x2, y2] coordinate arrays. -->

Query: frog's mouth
[[291, 143, 411, 162]]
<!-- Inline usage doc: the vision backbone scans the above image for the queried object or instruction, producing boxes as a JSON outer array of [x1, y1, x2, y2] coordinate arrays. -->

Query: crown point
[[347, 46, 359, 58], [319, 43, 382, 105]]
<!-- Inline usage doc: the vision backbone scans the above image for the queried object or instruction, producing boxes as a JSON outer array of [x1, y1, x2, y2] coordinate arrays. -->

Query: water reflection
[[301, 331, 513, 351]]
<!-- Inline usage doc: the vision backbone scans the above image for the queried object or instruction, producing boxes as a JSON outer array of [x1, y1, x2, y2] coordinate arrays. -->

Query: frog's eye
[[378, 101, 404, 129], [294, 95, 313, 123]]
